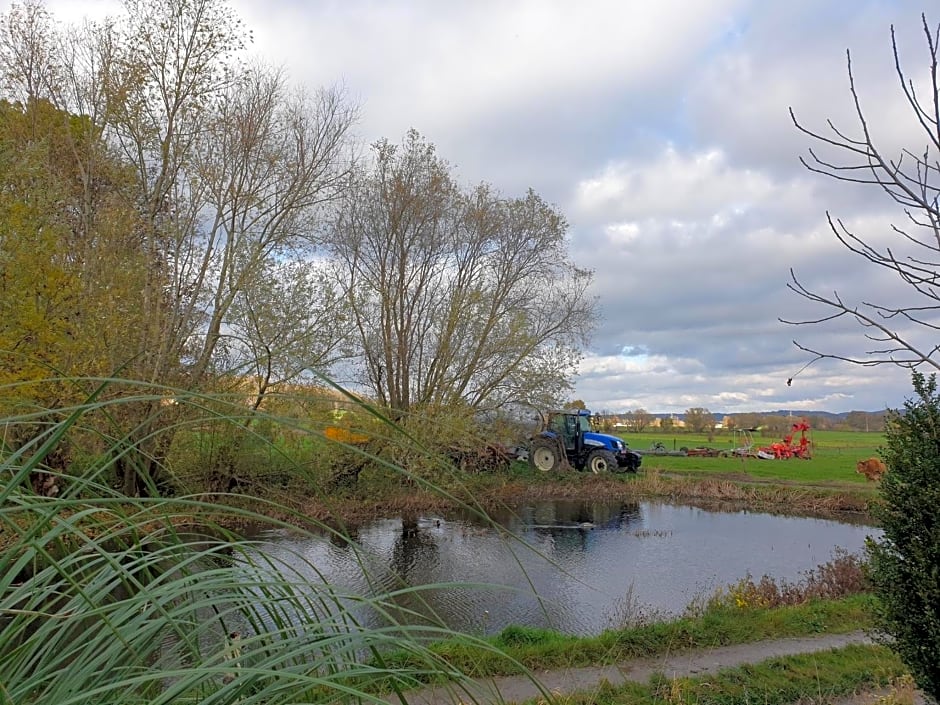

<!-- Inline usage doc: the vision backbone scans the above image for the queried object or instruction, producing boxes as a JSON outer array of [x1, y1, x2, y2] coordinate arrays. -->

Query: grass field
[[614, 429, 884, 486]]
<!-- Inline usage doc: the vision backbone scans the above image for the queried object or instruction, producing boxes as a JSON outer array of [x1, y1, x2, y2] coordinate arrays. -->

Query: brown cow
[[856, 457, 886, 481]]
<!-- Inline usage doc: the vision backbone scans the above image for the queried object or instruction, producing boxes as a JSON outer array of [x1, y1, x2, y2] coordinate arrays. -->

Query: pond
[[248, 500, 877, 636]]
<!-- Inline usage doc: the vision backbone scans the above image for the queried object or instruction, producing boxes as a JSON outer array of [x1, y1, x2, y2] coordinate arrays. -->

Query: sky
[[44, 0, 939, 414]]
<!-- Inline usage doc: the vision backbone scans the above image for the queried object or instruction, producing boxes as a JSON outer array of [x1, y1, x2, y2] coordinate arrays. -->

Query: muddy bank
[[286, 471, 874, 528]]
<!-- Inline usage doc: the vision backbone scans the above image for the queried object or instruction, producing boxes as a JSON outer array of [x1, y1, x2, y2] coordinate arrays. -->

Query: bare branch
[[787, 18, 940, 372]]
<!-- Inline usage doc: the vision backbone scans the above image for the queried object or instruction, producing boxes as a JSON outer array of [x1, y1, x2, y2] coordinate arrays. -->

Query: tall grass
[[0, 379, 542, 705]]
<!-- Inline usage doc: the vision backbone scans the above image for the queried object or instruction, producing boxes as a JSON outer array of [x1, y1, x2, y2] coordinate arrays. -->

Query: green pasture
[[617, 429, 885, 485]]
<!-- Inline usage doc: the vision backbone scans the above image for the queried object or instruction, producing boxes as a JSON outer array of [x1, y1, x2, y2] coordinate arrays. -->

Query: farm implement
[[756, 420, 812, 459], [639, 421, 813, 460]]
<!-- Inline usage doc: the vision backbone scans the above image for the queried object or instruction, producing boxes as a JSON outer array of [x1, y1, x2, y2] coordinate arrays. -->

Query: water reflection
[[247, 501, 877, 636]]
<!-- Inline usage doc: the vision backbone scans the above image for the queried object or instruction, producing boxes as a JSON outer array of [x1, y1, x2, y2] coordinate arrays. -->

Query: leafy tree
[[683, 407, 714, 434], [224, 258, 354, 412], [867, 371, 940, 700], [0, 97, 151, 487], [329, 130, 596, 417], [0, 97, 149, 450]]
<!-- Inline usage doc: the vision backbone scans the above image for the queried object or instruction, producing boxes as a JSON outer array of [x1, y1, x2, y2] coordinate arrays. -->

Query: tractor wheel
[[587, 449, 617, 474], [529, 438, 562, 472]]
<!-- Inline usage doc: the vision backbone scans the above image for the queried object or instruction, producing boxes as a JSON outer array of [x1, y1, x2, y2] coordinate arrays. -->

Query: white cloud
[[573, 146, 805, 225]]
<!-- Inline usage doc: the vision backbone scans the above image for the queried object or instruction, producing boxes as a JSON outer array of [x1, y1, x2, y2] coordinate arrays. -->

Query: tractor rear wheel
[[587, 449, 617, 474], [529, 438, 562, 472]]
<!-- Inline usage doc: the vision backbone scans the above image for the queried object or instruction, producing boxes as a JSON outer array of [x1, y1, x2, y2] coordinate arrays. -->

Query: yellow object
[[324, 426, 370, 445]]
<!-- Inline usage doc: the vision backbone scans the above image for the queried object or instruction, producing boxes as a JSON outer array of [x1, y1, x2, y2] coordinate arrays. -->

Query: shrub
[[866, 371, 940, 701], [708, 549, 868, 611]]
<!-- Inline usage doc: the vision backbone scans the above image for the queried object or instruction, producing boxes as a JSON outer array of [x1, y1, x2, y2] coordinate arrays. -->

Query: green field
[[615, 429, 884, 486]]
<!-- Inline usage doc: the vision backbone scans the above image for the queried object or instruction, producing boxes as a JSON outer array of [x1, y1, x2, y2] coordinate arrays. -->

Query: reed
[[0, 379, 537, 705]]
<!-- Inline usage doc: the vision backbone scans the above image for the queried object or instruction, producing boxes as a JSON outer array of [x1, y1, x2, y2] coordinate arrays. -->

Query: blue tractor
[[528, 409, 641, 473]]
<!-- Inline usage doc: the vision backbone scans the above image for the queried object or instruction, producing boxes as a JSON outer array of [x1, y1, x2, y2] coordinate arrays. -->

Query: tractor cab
[[548, 409, 592, 451]]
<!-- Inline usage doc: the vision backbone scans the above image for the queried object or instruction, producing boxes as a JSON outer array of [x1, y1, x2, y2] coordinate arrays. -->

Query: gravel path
[[384, 631, 889, 705]]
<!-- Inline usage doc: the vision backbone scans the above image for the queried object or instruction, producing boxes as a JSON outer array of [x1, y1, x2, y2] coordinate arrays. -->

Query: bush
[[866, 371, 940, 701], [706, 549, 868, 611]]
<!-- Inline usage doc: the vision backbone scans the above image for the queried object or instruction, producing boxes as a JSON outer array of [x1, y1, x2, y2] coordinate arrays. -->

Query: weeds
[[644, 644, 906, 705], [382, 593, 877, 678], [709, 548, 868, 610], [605, 583, 669, 630], [876, 674, 919, 705]]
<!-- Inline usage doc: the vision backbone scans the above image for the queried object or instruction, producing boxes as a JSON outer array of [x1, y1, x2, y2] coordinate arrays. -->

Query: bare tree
[[623, 408, 653, 433], [187, 66, 356, 384], [684, 407, 714, 434], [783, 14, 940, 371], [0, 0, 62, 101], [329, 130, 597, 417]]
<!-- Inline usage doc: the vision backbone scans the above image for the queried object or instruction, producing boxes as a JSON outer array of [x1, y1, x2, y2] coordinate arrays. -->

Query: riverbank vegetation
[[287, 424, 882, 525], [0, 384, 889, 703], [378, 550, 874, 679]]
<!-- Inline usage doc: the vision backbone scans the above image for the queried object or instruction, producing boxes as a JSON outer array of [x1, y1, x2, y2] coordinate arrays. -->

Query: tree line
[[598, 408, 887, 434], [0, 0, 595, 495]]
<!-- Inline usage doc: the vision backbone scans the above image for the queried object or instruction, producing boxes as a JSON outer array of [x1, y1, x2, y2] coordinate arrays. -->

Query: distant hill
[[650, 410, 867, 421]]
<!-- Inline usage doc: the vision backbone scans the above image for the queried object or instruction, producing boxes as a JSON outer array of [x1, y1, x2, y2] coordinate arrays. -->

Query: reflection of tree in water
[[327, 522, 360, 549], [382, 514, 449, 629], [529, 501, 643, 554], [390, 514, 440, 581], [530, 500, 641, 529]]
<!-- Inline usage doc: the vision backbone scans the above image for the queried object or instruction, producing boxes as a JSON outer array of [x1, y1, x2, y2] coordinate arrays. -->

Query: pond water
[[248, 500, 877, 636]]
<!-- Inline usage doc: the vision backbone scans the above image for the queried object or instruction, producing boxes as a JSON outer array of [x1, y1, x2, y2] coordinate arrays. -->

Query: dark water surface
[[249, 500, 877, 636]]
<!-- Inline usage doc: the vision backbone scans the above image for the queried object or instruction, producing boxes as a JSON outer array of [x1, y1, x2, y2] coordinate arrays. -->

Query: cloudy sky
[[48, 0, 938, 414]]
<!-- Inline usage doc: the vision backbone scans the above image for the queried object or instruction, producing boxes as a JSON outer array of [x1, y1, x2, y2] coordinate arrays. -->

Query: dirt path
[[384, 631, 914, 705]]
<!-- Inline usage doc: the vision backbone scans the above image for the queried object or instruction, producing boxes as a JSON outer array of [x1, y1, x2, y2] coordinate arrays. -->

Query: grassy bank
[[563, 644, 908, 705], [381, 595, 877, 679]]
